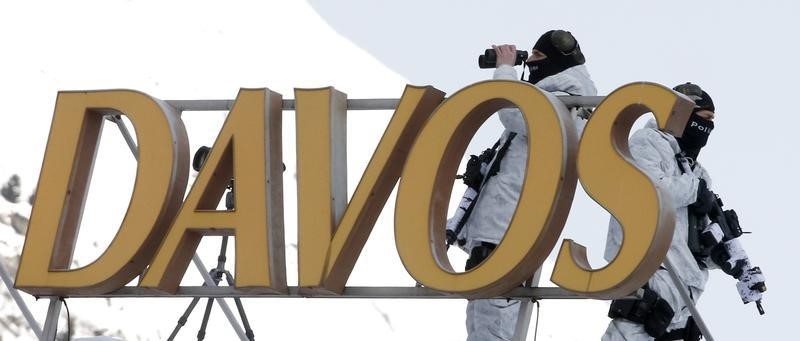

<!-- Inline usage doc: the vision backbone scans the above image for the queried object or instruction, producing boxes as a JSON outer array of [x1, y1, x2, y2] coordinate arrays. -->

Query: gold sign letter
[[140, 88, 285, 293], [16, 90, 189, 295], [551, 82, 694, 298], [296, 86, 445, 293], [395, 80, 577, 298]]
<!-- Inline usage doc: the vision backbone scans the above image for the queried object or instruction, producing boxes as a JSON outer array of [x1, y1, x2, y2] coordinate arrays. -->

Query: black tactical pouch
[[608, 286, 675, 338], [683, 317, 702, 341], [655, 316, 702, 341], [464, 242, 497, 271], [644, 297, 675, 338]]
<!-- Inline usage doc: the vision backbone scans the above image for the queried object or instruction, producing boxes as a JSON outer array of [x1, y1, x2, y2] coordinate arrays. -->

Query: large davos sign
[[15, 81, 693, 300]]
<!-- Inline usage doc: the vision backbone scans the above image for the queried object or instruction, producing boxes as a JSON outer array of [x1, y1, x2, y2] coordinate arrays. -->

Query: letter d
[[16, 90, 188, 295]]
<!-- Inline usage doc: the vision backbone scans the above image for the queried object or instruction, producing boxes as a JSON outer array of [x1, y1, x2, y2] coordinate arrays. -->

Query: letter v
[[295, 85, 444, 294]]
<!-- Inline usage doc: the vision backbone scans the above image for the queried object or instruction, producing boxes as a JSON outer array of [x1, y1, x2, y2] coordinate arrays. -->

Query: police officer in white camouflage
[[446, 30, 597, 341], [602, 83, 766, 341]]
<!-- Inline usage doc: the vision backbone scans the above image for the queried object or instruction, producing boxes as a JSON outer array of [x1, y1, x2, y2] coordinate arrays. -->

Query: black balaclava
[[677, 113, 714, 160], [673, 83, 715, 160], [525, 30, 585, 84]]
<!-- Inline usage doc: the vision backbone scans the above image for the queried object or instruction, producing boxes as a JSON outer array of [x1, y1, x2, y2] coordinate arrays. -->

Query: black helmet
[[532, 30, 586, 67], [673, 82, 715, 113]]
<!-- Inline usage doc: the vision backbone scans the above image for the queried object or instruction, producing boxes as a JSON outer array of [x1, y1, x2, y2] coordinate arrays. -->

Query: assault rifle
[[445, 147, 496, 248], [445, 133, 516, 249], [689, 189, 767, 315]]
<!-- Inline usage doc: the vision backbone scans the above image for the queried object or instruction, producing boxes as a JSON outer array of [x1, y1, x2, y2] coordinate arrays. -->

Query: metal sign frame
[[1, 95, 714, 341]]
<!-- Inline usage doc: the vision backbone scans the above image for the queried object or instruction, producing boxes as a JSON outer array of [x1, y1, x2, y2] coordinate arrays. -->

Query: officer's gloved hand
[[445, 229, 457, 246], [689, 179, 715, 215], [710, 239, 748, 279], [736, 266, 766, 304], [462, 155, 485, 189]]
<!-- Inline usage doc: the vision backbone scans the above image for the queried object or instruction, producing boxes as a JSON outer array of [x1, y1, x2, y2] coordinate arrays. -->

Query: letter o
[[394, 80, 577, 298]]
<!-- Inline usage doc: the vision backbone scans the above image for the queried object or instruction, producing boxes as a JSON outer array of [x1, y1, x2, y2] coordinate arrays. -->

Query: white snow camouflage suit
[[461, 63, 596, 341], [602, 119, 713, 340]]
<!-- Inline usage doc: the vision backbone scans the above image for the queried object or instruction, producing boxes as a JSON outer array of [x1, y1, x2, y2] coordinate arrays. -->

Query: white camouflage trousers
[[466, 298, 520, 341]]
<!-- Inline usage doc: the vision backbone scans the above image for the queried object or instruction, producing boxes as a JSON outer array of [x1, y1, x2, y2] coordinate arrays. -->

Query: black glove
[[709, 243, 747, 279], [689, 179, 715, 215], [446, 229, 457, 246], [461, 148, 495, 190], [461, 155, 484, 189], [723, 209, 743, 239]]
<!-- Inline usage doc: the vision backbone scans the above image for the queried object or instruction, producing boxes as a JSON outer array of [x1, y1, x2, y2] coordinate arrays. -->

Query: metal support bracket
[[664, 258, 715, 341], [0, 261, 42, 339]]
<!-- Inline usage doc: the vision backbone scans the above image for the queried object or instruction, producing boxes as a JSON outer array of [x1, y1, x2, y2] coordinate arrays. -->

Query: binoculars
[[478, 49, 528, 69]]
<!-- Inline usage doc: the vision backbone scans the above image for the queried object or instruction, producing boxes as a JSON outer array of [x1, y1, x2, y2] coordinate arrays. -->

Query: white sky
[[1, 0, 797, 340]]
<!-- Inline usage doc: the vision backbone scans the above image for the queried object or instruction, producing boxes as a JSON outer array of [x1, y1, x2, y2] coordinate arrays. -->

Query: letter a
[[140, 88, 286, 293]]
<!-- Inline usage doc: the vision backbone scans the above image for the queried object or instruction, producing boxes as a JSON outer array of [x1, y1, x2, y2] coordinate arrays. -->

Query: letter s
[[551, 82, 694, 299]]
